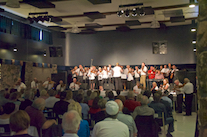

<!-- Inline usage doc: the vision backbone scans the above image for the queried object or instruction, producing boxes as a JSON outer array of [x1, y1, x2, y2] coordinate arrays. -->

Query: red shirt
[[124, 99, 141, 111], [148, 70, 155, 79], [89, 108, 101, 114]]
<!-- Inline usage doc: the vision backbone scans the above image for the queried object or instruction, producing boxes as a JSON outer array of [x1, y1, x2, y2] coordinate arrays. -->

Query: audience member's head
[[140, 95, 149, 105], [60, 92, 67, 100], [116, 95, 126, 104], [68, 102, 82, 118], [99, 86, 104, 91], [115, 99, 123, 111], [78, 89, 84, 95], [66, 90, 73, 101], [62, 110, 82, 134], [89, 92, 98, 100], [10, 88, 17, 94], [143, 90, 151, 99], [116, 90, 121, 96], [105, 101, 119, 119], [153, 93, 161, 103], [40, 89, 48, 97], [94, 90, 100, 97], [136, 94, 143, 102], [108, 91, 114, 100], [10, 110, 30, 134], [32, 98, 45, 111], [128, 91, 135, 99], [48, 89, 57, 97], [75, 94, 84, 103], [92, 97, 100, 109], [163, 90, 169, 96], [9, 92, 18, 101], [98, 98, 107, 110], [24, 90, 34, 100], [86, 90, 92, 97], [3, 102, 15, 115]]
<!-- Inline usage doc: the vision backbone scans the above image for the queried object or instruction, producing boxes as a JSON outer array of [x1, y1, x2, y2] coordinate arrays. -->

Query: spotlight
[[192, 40, 196, 44], [117, 9, 124, 17], [132, 8, 137, 17], [191, 28, 196, 32], [139, 7, 145, 16], [193, 48, 196, 52], [44, 53, 46, 57], [13, 48, 17, 52], [125, 9, 130, 17], [189, 4, 195, 8]]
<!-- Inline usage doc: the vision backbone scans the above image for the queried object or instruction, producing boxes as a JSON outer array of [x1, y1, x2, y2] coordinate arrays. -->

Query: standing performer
[[76, 65, 84, 83], [88, 66, 97, 90], [102, 66, 108, 84], [107, 64, 113, 84], [139, 62, 148, 89], [173, 80, 183, 113], [97, 67, 103, 88], [71, 66, 78, 78], [127, 67, 134, 90], [113, 63, 123, 91], [134, 66, 140, 84]]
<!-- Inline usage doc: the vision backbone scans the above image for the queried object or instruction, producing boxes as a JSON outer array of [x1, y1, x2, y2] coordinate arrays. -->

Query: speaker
[[49, 47, 63, 57]]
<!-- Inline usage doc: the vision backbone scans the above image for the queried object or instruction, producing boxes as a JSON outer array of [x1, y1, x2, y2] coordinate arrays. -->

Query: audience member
[[0, 102, 15, 124], [0, 90, 10, 106], [76, 94, 89, 120], [9, 92, 21, 111], [10, 110, 32, 137], [53, 92, 70, 115], [143, 90, 153, 104], [92, 101, 129, 137], [19, 90, 34, 110], [88, 92, 98, 107], [107, 91, 115, 101], [45, 89, 60, 108], [68, 102, 90, 137], [93, 98, 107, 123], [62, 110, 82, 137], [84, 90, 92, 104], [162, 90, 172, 107], [132, 95, 154, 119], [124, 91, 141, 112], [115, 99, 137, 137], [25, 98, 57, 135], [149, 93, 174, 137], [89, 97, 101, 114], [39, 89, 49, 100], [65, 90, 74, 103]]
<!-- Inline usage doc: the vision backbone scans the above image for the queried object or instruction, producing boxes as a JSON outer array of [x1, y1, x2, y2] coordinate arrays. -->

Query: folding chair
[[0, 124, 11, 136], [154, 112, 166, 134]]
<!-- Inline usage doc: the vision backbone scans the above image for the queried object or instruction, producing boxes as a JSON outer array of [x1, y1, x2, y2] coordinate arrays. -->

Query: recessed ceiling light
[[193, 49, 196, 52], [13, 48, 17, 52], [191, 28, 196, 32], [189, 4, 195, 8], [192, 40, 196, 44], [44, 53, 46, 57]]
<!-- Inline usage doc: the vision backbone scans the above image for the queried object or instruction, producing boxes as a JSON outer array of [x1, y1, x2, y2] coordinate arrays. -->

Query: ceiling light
[[125, 9, 130, 17], [139, 7, 145, 16], [44, 53, 46, 57], [117, 9, 124, 17], [193, 48, 196, 52], [132, 8, 137, 17], [13, 48, 17, 52], [192, 40, 196, 44], [191, 28, 196, 32], [151, 19, 160, 28], [71, 24, 81, 33], [189, 4, 195, 8]]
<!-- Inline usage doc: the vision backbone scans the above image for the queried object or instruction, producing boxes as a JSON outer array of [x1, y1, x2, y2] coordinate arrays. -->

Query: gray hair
[[24, 90, 34, 100], [140, 95, 149, 105], [32, 98, 45, 110], [184, 78, 190, 83], [48, 89, 57, 96], [98, 98, 107, 109], [128, 91, 135, 99], [62, 110, 82, 133]]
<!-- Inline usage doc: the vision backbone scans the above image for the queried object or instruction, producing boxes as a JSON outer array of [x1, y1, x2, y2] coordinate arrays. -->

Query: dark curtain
[[43, 30, 53, 45]]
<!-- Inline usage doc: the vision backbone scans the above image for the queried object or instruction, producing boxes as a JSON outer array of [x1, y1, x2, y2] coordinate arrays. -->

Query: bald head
[[115, 99, 123, 111], [32, 98, 45, 110]]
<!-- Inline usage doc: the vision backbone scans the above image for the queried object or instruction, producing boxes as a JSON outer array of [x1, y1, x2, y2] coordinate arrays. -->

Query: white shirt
[[92, 118, 129, 137], [69, 82, 80, 91], [88, 71, 96, 80], [15, 82, 26, 92], [161, 68, 169, 74], [43, 81, 53, 90], [100, 90, 106, 97], [31, 81, 38, 89], [56, 84, 66, 92], [62, 133, 79, 137], [174, 83, 183, 95], [139, 66, 148, 76], [113, 66, 122, 77], [76, 68, 84, 76], [127, 73, 134, 81], [171, 69, 179, 76], [102, 70, 108, 79], [107, 67, 113, 78], [98, 71, 103, 80], [180, 82, 194, 94], [45, 96, 60, 108], [162, 83, 170, 93], [124, 68, 129, 75], [133, 85, 142, 95], [134, 70, 140, 78]]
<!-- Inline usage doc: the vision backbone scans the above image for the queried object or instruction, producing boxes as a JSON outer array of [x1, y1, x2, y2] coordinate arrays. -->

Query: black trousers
[[127, 81, 133, 90], [185, 93, 193, 115], [177, 94, 183, 113], [114, 77, 122, 90]]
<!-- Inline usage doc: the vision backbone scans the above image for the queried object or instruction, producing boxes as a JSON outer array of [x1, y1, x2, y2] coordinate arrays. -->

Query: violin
[[61, 84, 66, 87]]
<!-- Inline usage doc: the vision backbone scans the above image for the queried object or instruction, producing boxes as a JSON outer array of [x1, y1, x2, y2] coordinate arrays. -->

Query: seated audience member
[[115, 99, 138, 137], [10, 110, 32, 137], [39, 89, 48, 100], [25, 98, 57, 135], [76, 94, 89, 120], [53, 92, 70, 116], [133, 82, 142, 95], [132, 95, 155, 119], [92, 101, 129, 137], [45, 89, 60, 108], [89, 97, 101, 114], [9, 92, 21, 110], [143, 90, 154, 104], [69, 78, 80, 91], [124, 91, 141, 112], [84, 90, 92, 104], [0, 102, 15, 124], [88, 92, 98, 107], [107, 91, 115, 101], [65, 90, 74, 104], [149, 93, 174, 137], [161, 90, 172, 107], [19, 90, 34, 110], [136, 94, 143, 102], [93, 98, 107, 123], [0, 90, 10, 106], [62, 110, 82, 137], [68, 102, 90, 137]]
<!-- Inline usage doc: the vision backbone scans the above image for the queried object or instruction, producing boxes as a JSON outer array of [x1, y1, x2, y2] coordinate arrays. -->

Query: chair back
[[0, 124, 10, 136], [134, 115, 158, 137], [154, 112, 166, 133], [28, 126, 39, 137]]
